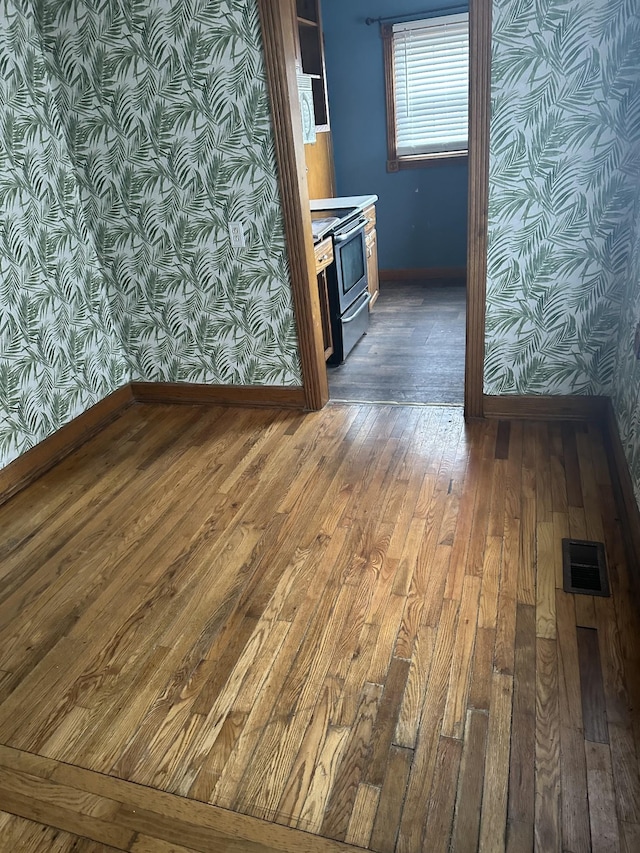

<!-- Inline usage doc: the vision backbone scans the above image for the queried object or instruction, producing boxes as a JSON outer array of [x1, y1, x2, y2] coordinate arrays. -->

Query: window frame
[[382, 16, 469, 172]]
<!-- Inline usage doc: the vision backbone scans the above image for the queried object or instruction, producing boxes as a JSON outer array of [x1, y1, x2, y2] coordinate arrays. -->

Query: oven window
[[339, 234, 365, 297]]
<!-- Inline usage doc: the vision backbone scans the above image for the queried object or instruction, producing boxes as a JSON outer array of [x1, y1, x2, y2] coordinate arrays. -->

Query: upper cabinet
[[296, 0, 330, 130]]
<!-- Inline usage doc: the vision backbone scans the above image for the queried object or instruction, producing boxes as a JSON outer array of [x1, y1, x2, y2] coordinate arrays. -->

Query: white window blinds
[[393, 13, 469, 156]]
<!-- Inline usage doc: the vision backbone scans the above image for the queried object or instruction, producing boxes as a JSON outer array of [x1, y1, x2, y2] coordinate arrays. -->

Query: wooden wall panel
[[305, 131, 336, 200]]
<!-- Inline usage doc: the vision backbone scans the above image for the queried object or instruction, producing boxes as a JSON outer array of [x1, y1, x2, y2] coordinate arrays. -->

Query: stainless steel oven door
[[328, 289, 371, 364], [333, 217, 368, 313]]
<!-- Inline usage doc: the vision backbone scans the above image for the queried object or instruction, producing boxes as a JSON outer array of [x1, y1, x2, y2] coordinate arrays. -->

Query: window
[[383, 13, 469, 171]]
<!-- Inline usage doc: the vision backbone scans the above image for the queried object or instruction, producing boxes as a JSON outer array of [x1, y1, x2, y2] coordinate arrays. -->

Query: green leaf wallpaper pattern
[[486, 0, 640, 395], [36, 0, 301, 386], [612, 187, 640, 507], [0, 0, 128, 471]]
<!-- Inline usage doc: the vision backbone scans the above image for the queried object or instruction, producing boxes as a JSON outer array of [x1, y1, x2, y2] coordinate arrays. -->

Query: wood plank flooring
[[0, 402, 639, 852], [327, 282, 466, 405], [0, 811, 123, 853]]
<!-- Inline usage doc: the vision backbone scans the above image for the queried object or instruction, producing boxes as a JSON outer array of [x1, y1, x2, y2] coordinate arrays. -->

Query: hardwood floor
[[0, 401, 639, 852], [0, 811, 123, 852], [327, 282, 466, 405]]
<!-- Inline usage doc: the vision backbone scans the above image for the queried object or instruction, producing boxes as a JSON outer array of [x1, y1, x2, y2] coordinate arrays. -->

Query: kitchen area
[[311, 195, 378, 365], [296, 0, 468, 405], [296, 0, 380, 387]]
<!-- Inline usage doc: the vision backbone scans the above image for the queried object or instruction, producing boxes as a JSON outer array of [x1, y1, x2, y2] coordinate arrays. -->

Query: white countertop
[[310, 194, 378, 212]]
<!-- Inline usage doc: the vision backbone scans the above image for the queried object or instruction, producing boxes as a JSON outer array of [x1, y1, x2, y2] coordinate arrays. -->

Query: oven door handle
[[342, 292, 371, 323], [334, 220, 366, 243]]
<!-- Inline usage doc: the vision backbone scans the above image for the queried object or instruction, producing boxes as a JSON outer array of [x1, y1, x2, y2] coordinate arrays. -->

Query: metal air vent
[[562, 538, 610, 597]]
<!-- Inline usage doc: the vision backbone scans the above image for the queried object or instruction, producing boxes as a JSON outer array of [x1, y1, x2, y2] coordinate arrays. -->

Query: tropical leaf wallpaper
[[485, 0, 640, 396], [0, 0, 128, 470], [0, 0, 302, 472], [612, 189, 640, 506], [36, 0, 300, 387]]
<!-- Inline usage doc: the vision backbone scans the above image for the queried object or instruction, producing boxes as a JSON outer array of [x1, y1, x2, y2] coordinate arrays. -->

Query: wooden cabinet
[[364, 204, 379, 309], [305, 131, 336, 200], [314, 235, 333, 274], [314, 236, 334, 360], [296, 0, 336, 200], [296, 0, 330, 130]]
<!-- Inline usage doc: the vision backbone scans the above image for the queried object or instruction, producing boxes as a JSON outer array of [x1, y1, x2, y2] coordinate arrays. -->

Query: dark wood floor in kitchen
[[328, 280, 466, 405], [0, 401, 639, 852]]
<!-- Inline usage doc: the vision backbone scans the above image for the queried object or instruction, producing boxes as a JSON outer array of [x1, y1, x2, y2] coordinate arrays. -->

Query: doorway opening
[[256, 0, 490, 418], [322, 4, 468, 406]]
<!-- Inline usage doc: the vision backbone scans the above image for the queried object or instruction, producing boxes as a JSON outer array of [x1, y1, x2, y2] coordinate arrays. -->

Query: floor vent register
[[562, 538, 610, 597]]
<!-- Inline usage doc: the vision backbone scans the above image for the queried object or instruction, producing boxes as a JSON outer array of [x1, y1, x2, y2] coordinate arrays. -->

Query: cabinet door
[[317, 268, 334, 360], [366, 228, 379, 308], [363, 204, 379, 309], [314, 237, 334, 359]]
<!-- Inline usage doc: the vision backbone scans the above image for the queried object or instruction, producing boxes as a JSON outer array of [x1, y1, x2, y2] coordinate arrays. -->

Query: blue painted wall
[[322, 0, 468, 271]]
